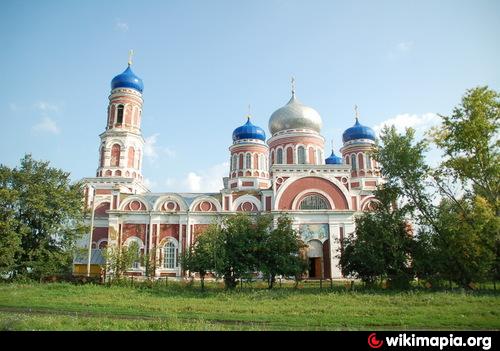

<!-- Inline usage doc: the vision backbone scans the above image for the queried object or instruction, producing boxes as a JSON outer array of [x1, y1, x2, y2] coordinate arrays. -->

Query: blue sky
[[1, 0, 499, 192]]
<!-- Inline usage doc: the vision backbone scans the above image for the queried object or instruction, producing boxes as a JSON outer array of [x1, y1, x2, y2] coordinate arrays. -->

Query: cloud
[[32, 117, 60, 134], [373, 113, 440, 135], [115, 19, 129, 32], [397, 41, 413, 52], [386, 41, 414, 60], [36, 101, 60, 113], [161, 162, 229, 193], [143, 133, 176, 162]]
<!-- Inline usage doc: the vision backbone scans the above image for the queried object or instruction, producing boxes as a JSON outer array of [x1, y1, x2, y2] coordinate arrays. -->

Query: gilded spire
[[291, 76, 296, 97], [246, 104, 252, 121], [128, 49, 134, 66]]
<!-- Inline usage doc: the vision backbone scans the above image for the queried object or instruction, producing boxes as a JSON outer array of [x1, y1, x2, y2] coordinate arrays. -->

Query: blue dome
[[111, 65, 144, 93], [232, 118, 266, 142], [325, 150, 343, 165], [342, 119, 376, 143]]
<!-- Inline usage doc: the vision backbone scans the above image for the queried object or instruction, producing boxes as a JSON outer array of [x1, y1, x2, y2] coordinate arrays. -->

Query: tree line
[[0, 86, 497, 290], [340, 86, 499, 289]]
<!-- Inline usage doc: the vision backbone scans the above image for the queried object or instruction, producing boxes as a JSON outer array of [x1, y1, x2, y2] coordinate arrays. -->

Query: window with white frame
[[277, 148, 283, 164], [245, 154, 251, 169], [366, 154, 372, 169], [299, 194, 330, 210], [298, 146, 306, 164], [163, 241, 177, 269], [351, 154, 357, 170]]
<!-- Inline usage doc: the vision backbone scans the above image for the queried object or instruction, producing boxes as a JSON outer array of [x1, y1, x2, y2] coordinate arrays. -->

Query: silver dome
[[269, 94, 323, 135]]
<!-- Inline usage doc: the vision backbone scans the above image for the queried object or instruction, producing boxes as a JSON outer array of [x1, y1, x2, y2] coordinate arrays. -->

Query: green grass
[[0, 281, 498, 330]]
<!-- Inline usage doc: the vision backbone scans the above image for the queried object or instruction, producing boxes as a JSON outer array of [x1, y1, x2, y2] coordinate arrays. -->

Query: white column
[[329, 223, 342, 279]]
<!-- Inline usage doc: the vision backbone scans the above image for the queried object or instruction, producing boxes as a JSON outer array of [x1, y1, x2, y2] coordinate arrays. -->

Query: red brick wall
[[94, 202, 110, 218], [122, 223, 146, 243], [159, 224, 179, 242], [92, 227, 108, 242]]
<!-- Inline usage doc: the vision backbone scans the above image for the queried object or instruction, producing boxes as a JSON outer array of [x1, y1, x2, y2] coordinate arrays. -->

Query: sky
[[1, 0, 499, 192]]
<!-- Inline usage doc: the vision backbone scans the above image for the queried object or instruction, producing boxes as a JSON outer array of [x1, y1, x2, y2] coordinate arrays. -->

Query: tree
[[431, 86, 499, 215], [339, 185, 414, 288], [375, 92, 499, 288], [180, 224, 218, 290], [431, 86, 500, 285], [0, 165, 22, 277], [103, 241, 140, 280], [0, 154, 88, 280], [214, 214, 264, 289], [259, 214, 307, 289]]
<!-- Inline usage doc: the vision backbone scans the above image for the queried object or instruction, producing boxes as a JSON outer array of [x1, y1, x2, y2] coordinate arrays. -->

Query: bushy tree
[[181, 224, 219, 290], [181, 213, 307, 290], [259, 215, 307, 289], [339, 185, 414, 288], [372, 87, 499, 288], [103, 241, 140, 280], [0, 154, 88, 280]]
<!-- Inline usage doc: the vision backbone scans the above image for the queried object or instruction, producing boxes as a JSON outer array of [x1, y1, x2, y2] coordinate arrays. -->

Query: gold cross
[[354, 105, 359, 121], [291, 76, 296, 96]]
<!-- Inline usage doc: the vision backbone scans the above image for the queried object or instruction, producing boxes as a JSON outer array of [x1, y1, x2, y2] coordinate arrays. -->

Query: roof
[[73, 249, 106, 265]]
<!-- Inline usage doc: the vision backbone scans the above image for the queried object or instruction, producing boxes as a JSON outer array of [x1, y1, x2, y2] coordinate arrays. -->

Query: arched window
[[246, 154, 251, 169], [116, 105, 124, 125], [111, 144, 121, 167], [125, 237, 143, 269], [299, 194, 331, 210], [100, 147, 105, 167], [351, 154, 357, 170], [163, 241, 178, 269], [366, 154, 372, 169], [298, 146, 306, 164], [232, 154, 237, 170], [277, 149, 283, 164]]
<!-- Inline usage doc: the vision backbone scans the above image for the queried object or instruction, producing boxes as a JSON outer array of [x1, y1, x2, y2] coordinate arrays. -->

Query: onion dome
[[111, 65, 144, 93], [269, 93, 323, 135], [325, 150, 343, 164], [232, 117, 266, 142], [342, 118, 376, 143]]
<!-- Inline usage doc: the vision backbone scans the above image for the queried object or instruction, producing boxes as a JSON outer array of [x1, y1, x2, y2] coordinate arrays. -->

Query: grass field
[[0, 281, 498, 331]]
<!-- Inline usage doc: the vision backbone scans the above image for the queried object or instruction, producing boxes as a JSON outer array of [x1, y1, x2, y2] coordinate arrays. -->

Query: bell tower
[[96, 51, 145, 182]]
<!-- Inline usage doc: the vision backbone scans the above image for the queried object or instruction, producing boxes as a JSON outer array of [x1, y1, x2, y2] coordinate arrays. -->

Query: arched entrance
[[307, 239, 323, 278]]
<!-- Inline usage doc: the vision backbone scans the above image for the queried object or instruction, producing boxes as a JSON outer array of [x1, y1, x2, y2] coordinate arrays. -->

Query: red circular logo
[[368, 333, 384, 349]]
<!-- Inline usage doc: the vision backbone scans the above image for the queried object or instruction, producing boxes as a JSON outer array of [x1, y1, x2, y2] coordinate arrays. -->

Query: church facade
[[78, 60, 383, 279]]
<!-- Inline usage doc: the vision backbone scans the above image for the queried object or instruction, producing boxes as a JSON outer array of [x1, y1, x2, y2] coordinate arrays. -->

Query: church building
[[77, 58, 382, 279]]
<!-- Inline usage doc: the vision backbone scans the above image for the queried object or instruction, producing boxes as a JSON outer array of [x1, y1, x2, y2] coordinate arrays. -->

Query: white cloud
[[397, 41, 413, 52], [183, 162, 229, 192], [32, 117, 60, 134], [143, 133, 176, 161], [373, 113, 440, 135], [386, 41, 414, 60], [162, 162, 229, 193], [36, 101, 60, 113], [115, 19, 129, 32]]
